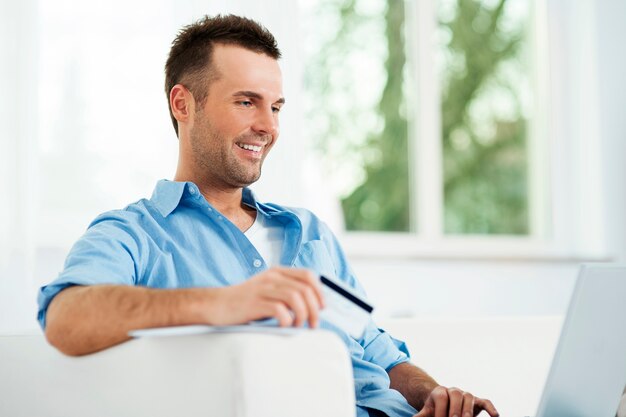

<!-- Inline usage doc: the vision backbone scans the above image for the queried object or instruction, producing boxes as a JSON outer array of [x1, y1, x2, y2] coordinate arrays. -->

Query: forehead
[[209, 44, 283, 100]]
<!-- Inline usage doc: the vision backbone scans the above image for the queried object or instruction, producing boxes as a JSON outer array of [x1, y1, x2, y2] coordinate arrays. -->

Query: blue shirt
[[37, 180, 417, 417]]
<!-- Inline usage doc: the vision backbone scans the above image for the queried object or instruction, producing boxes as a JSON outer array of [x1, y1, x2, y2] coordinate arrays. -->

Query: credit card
[[319, 275, 374, 339]]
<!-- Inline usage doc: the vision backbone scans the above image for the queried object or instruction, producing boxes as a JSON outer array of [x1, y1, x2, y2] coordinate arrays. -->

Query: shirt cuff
[[362, 328, 411, 372]]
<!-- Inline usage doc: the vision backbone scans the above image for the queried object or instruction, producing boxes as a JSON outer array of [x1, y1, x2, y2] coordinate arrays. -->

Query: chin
[[233, 173, 261, 188]]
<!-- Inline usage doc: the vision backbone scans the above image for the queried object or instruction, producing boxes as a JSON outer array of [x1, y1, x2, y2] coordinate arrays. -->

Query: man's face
[[188, 44, 284, 189]]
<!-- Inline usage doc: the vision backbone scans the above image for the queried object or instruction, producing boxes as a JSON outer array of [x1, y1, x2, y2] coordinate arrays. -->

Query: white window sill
[[338, 232, 612, 262]]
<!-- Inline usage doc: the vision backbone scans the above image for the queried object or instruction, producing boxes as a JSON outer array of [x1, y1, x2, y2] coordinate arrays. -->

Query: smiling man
[[37, 14, 498, 417]]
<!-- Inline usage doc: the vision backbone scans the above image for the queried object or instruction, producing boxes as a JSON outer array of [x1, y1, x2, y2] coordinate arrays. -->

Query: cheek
[[266, 124, 279, 143], [197, 107, 240, 135], [274, 125, 281, 143], [218, 110, 251, 135], [270, 117, 280, 139]]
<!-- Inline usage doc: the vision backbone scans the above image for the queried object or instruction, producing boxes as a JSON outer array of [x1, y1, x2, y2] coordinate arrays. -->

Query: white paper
[[129, 324, 304, 338]]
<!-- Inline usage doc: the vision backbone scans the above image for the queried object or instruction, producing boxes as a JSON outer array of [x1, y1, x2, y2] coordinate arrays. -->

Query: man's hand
[[211, 267, 326, 328], [413, 386, 499, 417]]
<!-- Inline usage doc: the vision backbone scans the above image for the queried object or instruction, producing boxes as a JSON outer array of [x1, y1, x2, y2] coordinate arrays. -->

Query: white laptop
[[527, 264, 626, 417]]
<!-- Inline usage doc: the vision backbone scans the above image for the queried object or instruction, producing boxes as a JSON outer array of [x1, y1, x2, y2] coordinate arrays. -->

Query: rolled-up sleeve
[[37, 212, 143, 329], [360, 320, 411, 371]]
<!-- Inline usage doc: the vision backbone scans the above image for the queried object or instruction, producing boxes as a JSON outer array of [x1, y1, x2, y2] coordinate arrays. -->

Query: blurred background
[[1, 0, 625, 333]]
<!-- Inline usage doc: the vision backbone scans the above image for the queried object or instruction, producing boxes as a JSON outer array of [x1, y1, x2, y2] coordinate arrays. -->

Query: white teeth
[[237, 143, 263, 152]]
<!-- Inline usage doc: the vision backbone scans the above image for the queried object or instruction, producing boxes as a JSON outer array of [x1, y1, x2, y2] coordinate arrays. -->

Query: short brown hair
[[164, 14, 281, 136]]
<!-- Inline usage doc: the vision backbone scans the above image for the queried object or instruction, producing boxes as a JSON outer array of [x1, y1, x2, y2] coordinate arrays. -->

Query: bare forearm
[[388, 362, 439, 410], [44, 267, 325, 357], [45, 285, 217, 356]]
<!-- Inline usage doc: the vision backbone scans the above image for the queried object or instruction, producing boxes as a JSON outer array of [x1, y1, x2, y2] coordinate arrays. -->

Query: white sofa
[[0, 329, 356, 417], [2, 317, 624, 417]]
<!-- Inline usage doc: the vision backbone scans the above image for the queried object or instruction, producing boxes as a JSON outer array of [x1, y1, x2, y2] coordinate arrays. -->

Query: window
[[302, 0, 542, 241]]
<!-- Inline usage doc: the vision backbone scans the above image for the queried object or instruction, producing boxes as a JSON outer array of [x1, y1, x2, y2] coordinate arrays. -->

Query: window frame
[[335, 0, 610, 262]]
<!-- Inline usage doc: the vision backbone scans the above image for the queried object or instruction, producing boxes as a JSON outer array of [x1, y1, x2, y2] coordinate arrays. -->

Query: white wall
[[355, 259, 580, 320], [595, 0, 626, 263], [0, 0, 39, 334]]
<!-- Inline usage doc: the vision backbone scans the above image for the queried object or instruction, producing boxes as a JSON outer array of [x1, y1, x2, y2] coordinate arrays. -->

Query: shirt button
[[217, 215, 222, 220], [207, 207, 212, 212], [189, 187, 196, 194], [253, 259, 262, 268]]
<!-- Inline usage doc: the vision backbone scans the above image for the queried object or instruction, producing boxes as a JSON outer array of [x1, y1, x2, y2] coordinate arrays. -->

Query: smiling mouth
[[236, 142, 263, 153]]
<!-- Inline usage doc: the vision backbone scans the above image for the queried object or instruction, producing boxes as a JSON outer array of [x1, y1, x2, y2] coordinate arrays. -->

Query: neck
[[198, 184, 245, 216], [174, 167, 256, 232]]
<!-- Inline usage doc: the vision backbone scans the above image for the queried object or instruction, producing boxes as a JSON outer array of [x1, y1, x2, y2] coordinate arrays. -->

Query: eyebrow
[[233, 90, 285, 105]]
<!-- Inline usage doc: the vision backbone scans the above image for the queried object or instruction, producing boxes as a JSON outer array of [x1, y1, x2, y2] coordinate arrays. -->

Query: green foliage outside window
[[304, 0, 530, 234], [440, 0, 529, 234]]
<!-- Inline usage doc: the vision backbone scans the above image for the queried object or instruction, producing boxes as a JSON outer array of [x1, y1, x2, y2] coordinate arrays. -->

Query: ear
[[170, 84, 195, 126]]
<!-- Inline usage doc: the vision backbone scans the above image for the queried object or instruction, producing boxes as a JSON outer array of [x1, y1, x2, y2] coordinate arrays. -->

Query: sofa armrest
[[0, 330, 355, 417]]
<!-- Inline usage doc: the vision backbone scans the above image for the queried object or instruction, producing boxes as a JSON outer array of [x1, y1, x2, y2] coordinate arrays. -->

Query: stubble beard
[[189, 115, 268, 189]]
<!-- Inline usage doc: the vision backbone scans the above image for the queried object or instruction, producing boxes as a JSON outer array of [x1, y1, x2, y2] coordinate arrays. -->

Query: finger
[[275, 267, 325, 308], [461, 392, 474, 417], [446, 388, 463, 417], [429, 386, 449, 417], [268, 270, 320, 327], [262, 301, 293, 327], [474, 398, 499, 417], [300, 284, 321, 328], [268, 287, 308, 327], [281, 268, 325, 308]]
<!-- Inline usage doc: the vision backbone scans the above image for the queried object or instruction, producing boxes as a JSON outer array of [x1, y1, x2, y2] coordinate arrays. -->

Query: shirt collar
[[244, 188, 285, 217], [150, 180, 282, 218], [150, 179, 188, 217]]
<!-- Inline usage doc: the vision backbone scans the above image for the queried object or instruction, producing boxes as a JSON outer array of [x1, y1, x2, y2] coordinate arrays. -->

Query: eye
[[239, 100, 253, 107], [272, 106, 281, 113]]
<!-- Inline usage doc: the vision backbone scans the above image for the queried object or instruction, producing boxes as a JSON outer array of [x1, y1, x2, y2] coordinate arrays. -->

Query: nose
[[251, 106, 279, 139]]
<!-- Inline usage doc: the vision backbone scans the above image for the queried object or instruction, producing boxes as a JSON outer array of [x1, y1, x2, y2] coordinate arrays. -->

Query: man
[[38, 14, 498, 417]]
